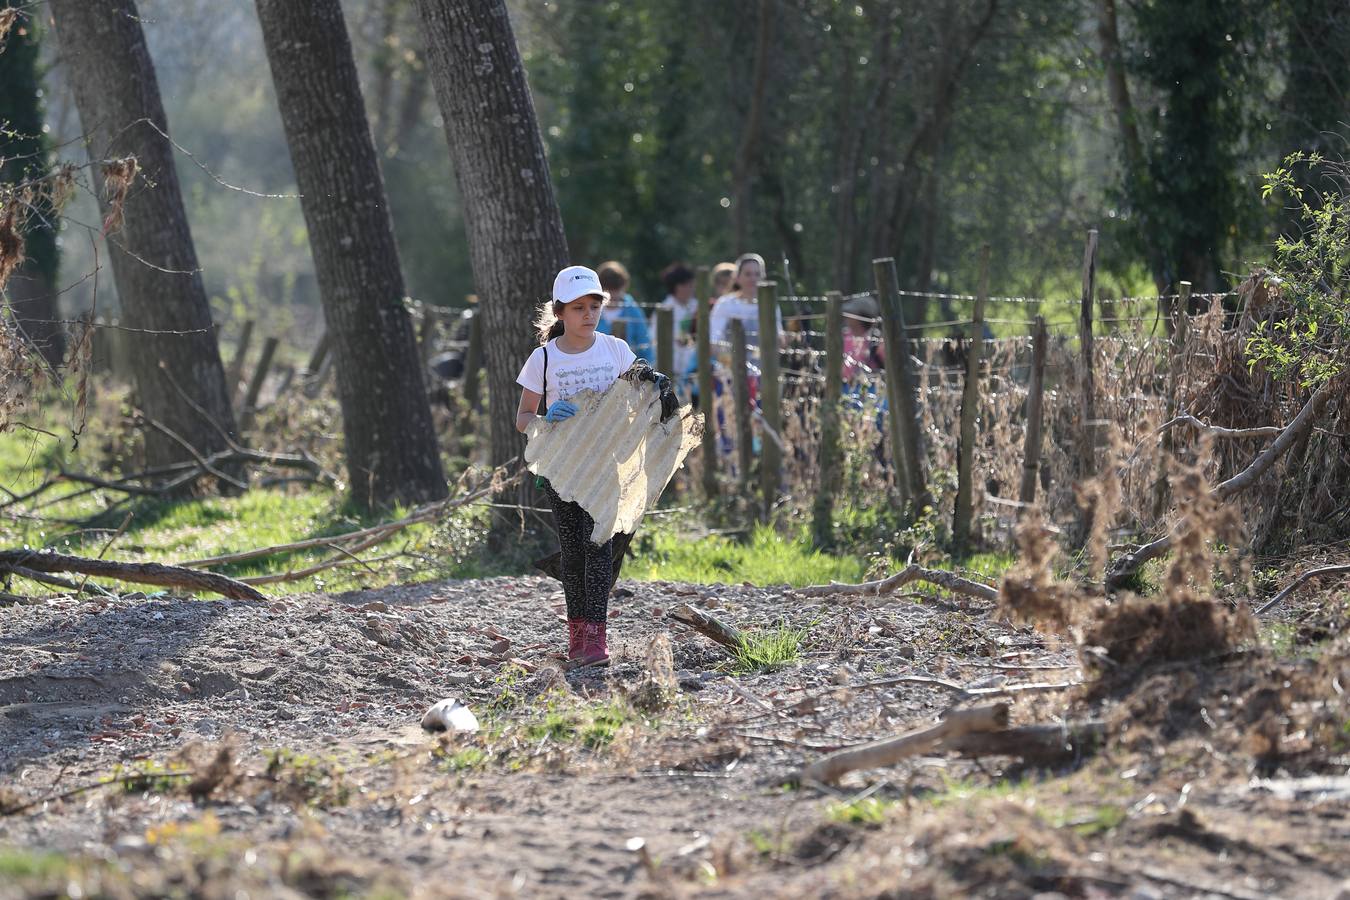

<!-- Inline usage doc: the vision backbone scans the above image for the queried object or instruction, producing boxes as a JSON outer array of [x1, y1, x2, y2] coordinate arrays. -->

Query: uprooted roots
[[1081, 594, 1255, 683]]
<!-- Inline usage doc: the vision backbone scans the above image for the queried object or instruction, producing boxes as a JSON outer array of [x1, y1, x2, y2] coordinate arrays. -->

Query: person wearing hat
[[515, 265, 678, 668]]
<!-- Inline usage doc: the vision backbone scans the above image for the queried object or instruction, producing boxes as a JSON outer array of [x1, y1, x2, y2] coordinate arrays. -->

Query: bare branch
[[1256, 564, 1350, 616], [0, 549, 267, 601], [793, 563, 998, 603]]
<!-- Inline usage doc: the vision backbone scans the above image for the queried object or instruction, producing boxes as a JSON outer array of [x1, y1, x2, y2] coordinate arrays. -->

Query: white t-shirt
[[516, 333, 637, 410], [708, 294, 782, 349], [652, 294, 698, 375]]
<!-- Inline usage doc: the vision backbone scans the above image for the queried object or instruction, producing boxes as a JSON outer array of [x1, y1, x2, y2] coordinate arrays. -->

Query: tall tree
[[731, 0, 774, 253], [414, 0, 570, 541], [254, 0, 446, 510], [1100, 0, 1271, 294], [1277, 0, 1350, 232], [48, 0, 238, 471], [0, 2, 63, 370]]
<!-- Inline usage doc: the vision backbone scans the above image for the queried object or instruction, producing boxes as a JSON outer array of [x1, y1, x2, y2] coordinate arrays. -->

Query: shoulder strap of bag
[[538, 344, 548, 414]]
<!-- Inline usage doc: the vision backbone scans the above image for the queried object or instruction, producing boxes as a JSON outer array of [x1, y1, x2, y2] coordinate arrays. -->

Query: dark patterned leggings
[[543, 480, 612, 622]]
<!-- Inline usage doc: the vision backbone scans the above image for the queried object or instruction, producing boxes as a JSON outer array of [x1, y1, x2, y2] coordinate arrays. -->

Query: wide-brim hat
[[842, 294, 882, 320], [553, 265, 611, 304]]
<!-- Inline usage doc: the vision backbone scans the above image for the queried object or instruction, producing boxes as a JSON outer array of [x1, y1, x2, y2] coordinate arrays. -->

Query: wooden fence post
[[303, 329, 330, 377], [812, 291, 845, 549], [655, 305, 678, 495], [953, 244, 990, 555], [728, 318, 755, 495], [1078, 229, 1098, 474], [238, 335, 279, 432], [1018, 316, 1048, 513], [226, 319, 255, 401], [1152, 280, 1191, 519], [696, 265, 718, 499], [757, 281, 783, 519], [655, 307, 675, 382], [1074, 228, 1099, 545], [872, 257, 929, 510], [463, 306, 483, 413]]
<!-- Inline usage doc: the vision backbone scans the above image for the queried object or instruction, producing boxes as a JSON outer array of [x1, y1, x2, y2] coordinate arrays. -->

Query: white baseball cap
[[552, 265, 610, 305]]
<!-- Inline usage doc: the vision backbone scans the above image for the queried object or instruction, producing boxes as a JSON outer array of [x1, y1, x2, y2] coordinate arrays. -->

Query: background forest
[[25, 0, 1350, 333]]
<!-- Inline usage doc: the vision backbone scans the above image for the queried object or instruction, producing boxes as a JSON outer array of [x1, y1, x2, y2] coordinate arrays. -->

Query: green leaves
[[1245, 152, 1349, 387]]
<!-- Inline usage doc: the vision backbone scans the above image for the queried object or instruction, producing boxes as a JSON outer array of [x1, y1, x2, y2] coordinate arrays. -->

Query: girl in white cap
[[515, 265, 677, 667]]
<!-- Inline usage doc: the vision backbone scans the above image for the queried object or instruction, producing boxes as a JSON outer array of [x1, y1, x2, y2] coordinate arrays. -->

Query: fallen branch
[[801, 703, 1009, 785], [1155, 414, 1283, 440], [794, 563, 998, 603], [1256, 564, 1350, 616], [5, 564, 114, 597], [1106, 372, 1346, 591], [137, 415, 248, 492], [853, 673, 1082, 701], [0, 550, 266, 602], [945, 720, 1105, 764], [668, 603, 744, 653]]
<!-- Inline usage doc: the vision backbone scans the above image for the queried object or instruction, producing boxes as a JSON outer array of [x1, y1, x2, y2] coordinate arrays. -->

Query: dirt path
[[2, 576, 1346, 898]]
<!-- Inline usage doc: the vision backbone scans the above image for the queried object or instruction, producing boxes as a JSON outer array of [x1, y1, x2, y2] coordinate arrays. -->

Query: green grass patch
[[521, 696, 636, 750], [927, 775, 1033, 807], [106, 759, 191, 794], [439, 747, 489, 772], [263, 749, 350, 807], [625, 523, 866, 587], [1043, 804, 1126, 838], [734, 622, 808, 672], [1260, 621, 1299, 657], [826, 796, 894, 826], [0, 848, 70, 880]]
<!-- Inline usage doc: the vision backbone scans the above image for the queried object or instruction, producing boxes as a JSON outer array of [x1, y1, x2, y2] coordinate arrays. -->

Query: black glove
[[632, 361, 679, 423]]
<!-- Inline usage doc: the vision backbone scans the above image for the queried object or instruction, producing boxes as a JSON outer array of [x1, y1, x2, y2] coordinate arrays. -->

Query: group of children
[[582, 252, 781, 403]]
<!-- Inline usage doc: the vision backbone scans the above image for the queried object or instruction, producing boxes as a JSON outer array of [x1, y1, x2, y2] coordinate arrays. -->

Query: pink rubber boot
[[566, 620, 587, 661], [574, 620, 610, 668]]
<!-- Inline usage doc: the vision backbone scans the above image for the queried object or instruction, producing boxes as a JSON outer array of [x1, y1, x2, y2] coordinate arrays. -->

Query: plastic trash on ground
[[420, 697, 480, 733]]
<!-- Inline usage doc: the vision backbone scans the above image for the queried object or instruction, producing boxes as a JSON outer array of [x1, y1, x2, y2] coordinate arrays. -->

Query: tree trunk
[[389, 37, 429, 151], [1095, 0, 1168, 293], [0, 1, 64, 370], [256, 0, 448, 512], [367, 0, 403, 142], [731, 0, 774, 252], [254, 0, 447, 511], [48, 0, 238, 474], [4, 270, 63, 371], [414, 0, 569, 544], [873, 0, 998, 267]]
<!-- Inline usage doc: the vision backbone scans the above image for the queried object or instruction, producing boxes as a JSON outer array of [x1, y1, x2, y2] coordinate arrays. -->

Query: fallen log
[[794, 563, 998, 603], [5, 564, 114, 597], [1106, 371, 1345, 591], [0, 550, 266, 602], [668, 603, 744, 653], [801, 703, 1009, 785], [945, 720, 1105, 764]]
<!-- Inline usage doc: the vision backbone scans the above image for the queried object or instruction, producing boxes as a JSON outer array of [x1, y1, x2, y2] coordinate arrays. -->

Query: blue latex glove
[[544, 400, 577, 423]]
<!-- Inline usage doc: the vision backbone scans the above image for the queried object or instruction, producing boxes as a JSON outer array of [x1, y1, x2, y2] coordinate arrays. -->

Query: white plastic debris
[[420, 697, 480, 733], [525, 370, 702, 544]]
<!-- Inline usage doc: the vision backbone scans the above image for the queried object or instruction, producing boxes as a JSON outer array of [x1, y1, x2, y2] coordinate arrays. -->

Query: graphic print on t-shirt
[[516, 334, 638, 410], [555, 362, 620, 400]]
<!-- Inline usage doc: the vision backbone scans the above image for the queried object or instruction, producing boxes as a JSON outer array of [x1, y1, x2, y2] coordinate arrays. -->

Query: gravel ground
[[2, 576, 1345, 898]]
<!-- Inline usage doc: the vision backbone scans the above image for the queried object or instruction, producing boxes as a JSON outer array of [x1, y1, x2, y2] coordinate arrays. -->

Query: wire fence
[[671, 281, 1248, 546]]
